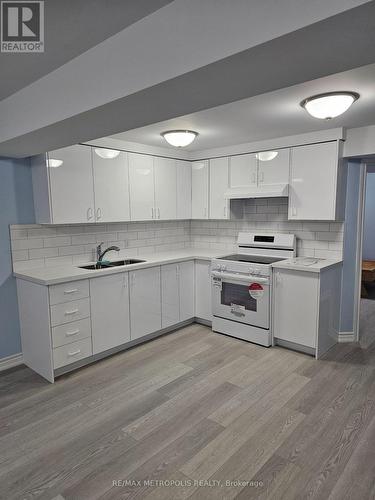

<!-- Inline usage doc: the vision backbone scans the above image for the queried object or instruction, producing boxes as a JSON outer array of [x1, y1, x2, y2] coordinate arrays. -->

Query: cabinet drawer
[[50, 298, 90, 327], [49, 280, 89, 305], [53, 338, 92, 369], [52, 318, 91, 348]]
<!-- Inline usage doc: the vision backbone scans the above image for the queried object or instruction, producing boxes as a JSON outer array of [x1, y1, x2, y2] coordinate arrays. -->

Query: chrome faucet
[[96, 242, 121, 263]]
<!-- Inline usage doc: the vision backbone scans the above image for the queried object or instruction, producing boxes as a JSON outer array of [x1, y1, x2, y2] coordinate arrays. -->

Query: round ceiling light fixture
[[256, 151, 278, 162], [300, 91, 359, 120], [161, 130, 198, 148], [47, 158, 63, 168], [94, 148, 121, 159]]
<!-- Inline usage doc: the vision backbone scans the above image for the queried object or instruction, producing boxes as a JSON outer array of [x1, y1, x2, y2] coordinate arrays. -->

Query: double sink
[[79, 259, 145, 270]]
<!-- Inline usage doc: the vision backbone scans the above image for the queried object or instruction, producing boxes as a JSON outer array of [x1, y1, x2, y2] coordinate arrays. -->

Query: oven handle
[[211, 271, 270, 285]]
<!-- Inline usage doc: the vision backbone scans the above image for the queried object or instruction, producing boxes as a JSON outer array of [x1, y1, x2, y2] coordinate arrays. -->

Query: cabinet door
[[92, 149, 130, 222], [48, 145, 95, 224], [230, 154, 257, 188], [90, 273, 130, 354], [154, 157, 177, 220], [128, 153, 155, 220], [192, 161, 209, 219], [130, 267, 161, 339], [288, 142, 338, 220], [209, 157, 229, 219], [161, 264, 180, 328], [179, 260, 195, 321], [195, 260, 212, 321], [257, 149, 290, 186], [176, 161, 192, 219], [273, 269, 318, 348]]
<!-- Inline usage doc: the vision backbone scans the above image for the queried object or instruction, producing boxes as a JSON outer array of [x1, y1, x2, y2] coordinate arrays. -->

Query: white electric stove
[[211, 232, 296, 346]]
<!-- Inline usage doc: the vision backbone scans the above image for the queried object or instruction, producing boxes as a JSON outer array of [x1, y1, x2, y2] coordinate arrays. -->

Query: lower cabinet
[[129, 266, 162, 340], [272, 266, 341, 357], [195, 260, 212, 322], [90, 273, 130, 355], [161, 261, 195, 328], [273, 269, 318, 349]]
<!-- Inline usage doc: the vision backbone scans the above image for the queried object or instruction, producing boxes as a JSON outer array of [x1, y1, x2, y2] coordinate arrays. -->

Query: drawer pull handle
[[64, 289, 78, 294], [68, 349, 81, 357], [65, 309, 79, 316], [66, 329, 80, 337]]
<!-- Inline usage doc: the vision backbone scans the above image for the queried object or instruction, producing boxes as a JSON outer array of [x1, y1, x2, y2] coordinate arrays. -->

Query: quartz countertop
[[14, 248, 225, 286], [271, 257, 343, 273]]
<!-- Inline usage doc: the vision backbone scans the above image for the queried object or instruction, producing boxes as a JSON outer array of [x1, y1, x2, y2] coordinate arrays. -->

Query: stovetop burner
[[219, 254, 286, 265]]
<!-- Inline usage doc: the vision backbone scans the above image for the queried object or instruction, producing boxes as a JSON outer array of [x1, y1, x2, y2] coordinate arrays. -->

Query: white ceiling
[[109, 63, 375, 152]]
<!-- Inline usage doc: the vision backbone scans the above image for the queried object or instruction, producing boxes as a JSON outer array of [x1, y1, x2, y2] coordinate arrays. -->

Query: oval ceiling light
[[94, 148, 121, 159], [300, 91, 359, 120], [47, 158, 63, 168], [161, 130, 198, 148], [256, 151, 278, 162]]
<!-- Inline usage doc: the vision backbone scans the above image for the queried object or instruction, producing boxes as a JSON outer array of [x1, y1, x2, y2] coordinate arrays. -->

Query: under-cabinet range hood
[[224, 183, 289, 200]]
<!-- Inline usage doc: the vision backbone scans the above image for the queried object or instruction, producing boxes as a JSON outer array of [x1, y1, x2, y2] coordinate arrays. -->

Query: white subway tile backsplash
[[10, 201, 343, 270]]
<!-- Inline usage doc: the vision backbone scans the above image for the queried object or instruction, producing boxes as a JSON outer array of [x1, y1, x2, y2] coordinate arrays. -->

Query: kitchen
[[2, 1, 375, 499]]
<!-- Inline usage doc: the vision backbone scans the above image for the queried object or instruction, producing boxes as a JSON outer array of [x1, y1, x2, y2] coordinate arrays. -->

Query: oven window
[[221, 282, 257, 312]]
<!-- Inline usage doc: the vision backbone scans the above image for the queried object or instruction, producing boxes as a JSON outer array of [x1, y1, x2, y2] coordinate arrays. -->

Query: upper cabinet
[[176, 160, 192, 219], [229, 150, 289, 189], [230, 153, 257, 188], [192, 160, 209, 219], [92, 149, 130, 222], [209, 157, 229, 219], [288, 141, 343, 221], [128, 153, 155, 220], [257, 149, 290, 186], [44, 145, 95, 224], [154, 157, 177, 220]]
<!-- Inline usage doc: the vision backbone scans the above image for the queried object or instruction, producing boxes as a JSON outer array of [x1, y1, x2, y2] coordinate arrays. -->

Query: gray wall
[[363, 172, 375, 260], [0, 157, 34, 359], [340, 162, 361, 333]]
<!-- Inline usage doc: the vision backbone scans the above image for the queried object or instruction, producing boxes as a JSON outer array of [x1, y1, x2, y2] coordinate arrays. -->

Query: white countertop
[[14, 248, 224, 285], [271, 257, 343, 273]]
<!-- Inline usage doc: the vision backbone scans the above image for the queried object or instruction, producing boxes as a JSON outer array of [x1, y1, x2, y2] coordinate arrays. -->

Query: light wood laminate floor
[[1, 324, 375, 500]]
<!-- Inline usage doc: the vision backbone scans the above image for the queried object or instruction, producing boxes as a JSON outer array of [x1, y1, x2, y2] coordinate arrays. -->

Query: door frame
[[354, 161, 375, 341]]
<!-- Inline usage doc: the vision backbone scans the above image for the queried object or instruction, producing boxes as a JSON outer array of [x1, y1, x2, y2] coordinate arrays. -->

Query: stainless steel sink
[[79, 259, 145, 270]]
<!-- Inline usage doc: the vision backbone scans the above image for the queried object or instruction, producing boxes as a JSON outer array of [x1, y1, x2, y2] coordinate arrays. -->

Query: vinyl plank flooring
[[1, 325, 375, 500]]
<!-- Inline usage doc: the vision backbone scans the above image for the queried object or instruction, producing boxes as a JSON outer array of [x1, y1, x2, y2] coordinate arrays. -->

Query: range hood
[[224, 183, 289, 199]]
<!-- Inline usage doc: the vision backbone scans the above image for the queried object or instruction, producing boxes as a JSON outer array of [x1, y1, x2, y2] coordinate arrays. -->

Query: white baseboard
[[337, 332, 355, 343], [0, 353, 23, 372]]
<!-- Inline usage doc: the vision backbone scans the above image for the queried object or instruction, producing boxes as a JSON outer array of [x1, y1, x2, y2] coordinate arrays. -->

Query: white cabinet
[[128, 152, 155, 220], [230, 154, 257, 188], [288, 141, 341, 220], [129, 267, 161, 339], [209, 157, 229, 219], [92, 149, 130, 222], [154, 157, 177, 220], [161, 260, 195, 328], [195, 260, 212, 322], [257, 149, 290, 186], [272, 265, 341, 357], [90, 273, 130, 354], [176, 160, 192, 219], [192, 161, 209, 219], [273, 269, 318, 349], [47, 145, 95, 224]]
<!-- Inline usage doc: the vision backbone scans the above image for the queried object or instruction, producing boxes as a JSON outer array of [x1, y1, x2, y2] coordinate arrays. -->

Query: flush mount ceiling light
[[94, 148, 121, 159], [256, 151, 278, 162], [300, 91, 359, 120], [47, 158, 63, 168], [161, 130, 198, 147]]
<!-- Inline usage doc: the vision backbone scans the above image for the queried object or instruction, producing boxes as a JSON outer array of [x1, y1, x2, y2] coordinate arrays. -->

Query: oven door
[[212, 271, 270, 329]]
